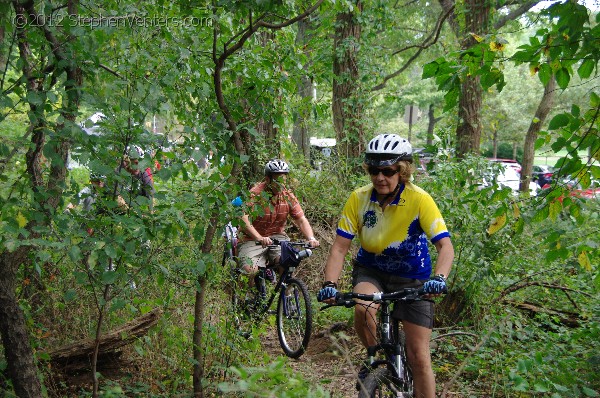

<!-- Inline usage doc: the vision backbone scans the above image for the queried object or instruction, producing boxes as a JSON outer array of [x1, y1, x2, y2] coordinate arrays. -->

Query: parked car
[[481, 164, 539, 196], [543, 178, 600, 201], [532, 164, 554, 188], [488, 158, 522, 174], [310, 137, 336, 170]]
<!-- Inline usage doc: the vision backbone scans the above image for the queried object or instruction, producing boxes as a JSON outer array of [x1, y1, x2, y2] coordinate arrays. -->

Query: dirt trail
[[259, 324, 363, 398]]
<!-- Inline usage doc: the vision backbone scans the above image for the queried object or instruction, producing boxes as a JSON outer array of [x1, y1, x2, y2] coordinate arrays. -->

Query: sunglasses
[[368, 167, 399, 177]]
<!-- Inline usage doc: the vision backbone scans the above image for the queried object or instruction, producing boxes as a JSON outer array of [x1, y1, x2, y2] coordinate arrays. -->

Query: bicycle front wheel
[[276, 278, 312, 358], [358, 367, 412, 398]]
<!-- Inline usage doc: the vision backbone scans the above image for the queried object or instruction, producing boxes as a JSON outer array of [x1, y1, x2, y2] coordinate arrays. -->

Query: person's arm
[[433, 237, 454, 279], [322, 235, 352, 287], [240, 214, 271, 247], [292, 215, 320, 248], [422, 236, 455, 297]]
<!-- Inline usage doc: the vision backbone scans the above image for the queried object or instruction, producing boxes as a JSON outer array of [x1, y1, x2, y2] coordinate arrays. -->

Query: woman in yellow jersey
[[318, 133, 454, 398]]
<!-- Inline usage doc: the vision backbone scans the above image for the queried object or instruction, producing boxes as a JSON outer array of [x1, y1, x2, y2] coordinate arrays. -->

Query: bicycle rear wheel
[[276, 278, 312, 358], [358, 367, 412, 398]]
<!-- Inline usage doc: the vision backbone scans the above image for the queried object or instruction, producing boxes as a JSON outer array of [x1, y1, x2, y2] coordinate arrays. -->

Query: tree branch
[[371, 5, 453, 91], [256, 0, 324, 29], [431, 331, 479, 341], [499, 281, 593, 301], [494, 0, 539, 30]]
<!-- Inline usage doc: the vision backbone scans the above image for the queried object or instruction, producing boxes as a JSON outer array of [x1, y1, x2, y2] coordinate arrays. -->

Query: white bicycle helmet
[[264, 159, 290, 175], [365, 134, 413, 166], [128, 145, 144, 159]]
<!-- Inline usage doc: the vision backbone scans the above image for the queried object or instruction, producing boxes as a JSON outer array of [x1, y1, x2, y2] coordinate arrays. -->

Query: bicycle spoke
[[276, 279, 312, 358]]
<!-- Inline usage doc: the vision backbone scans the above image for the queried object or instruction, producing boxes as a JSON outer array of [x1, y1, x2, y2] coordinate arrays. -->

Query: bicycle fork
[[377, 304, 409, 392]]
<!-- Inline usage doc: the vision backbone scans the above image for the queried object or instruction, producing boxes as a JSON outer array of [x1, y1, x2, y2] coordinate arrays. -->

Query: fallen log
[[504, 300, 580, 327], [44, 307, 162, 374]]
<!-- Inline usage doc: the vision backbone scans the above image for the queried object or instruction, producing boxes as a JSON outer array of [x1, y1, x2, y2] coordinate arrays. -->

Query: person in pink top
[[237, 159, 320, 287]]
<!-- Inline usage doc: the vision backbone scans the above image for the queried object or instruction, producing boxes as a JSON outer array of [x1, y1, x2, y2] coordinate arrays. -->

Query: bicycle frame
[[224, 237, 313, 358], [367, 300, 407, 386], [253, 240, 311, 317], [254, 265, 294, 316], [322, 288, 425, 396]]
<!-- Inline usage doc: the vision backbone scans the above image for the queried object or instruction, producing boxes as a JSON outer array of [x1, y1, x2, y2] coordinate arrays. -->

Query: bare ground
[[259, 323, 363, 398]]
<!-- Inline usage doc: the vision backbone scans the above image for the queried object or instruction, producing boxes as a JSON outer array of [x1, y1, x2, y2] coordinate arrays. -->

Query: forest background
[[0, 0, 598, 397]]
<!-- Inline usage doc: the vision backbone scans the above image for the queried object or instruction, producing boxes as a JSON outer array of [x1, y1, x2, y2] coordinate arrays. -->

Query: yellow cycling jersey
[[337, 182, 450, 279]]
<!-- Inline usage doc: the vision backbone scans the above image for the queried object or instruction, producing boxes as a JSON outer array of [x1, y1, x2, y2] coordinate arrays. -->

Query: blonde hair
[[363, 160, 415, 184]]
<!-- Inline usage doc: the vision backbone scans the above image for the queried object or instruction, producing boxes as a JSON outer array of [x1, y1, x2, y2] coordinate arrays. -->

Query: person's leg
[[237, 242, 267, 287], [353, 281, 380, 348], [403, 321, 435, 398], [266, 233, 287, 281]]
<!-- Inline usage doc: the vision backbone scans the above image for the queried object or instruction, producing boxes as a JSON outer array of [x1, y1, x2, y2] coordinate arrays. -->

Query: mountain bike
[[222, 232, 314, 359], [320, 288, 429, 397]]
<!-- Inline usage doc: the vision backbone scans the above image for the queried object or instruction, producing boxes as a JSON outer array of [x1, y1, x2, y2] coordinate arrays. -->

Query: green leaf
[[64, 289, 77, 302], [422, 61, 439, 79], [26, 91, 44, 106], [197, 259, 206, 276], [549, 199, 562, 220], [533, 381, 549, 392], [555, 67, 570, 90], [101, 271, 118, 285], [548, 114, 570, 130], [104, 245, 118, 259], [111, 298, 127, 311], [577, 58, 595, 79], [582, 386, 599, 397], [538, 63, 552, 86], [552, 382, 569, 392], [68, 245, 82, 262], [517, 359, 532, 372], [591, 92, 599, 108], [532, 205, 549, 223], [512, 375, 529, 391]]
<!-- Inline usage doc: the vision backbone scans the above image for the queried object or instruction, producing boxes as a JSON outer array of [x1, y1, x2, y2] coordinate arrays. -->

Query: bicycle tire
[[358, 367, 413, 398], [358, 367, 395, 398], [223, 254, 244, 322], [276, 278, 312, 358], [393, 323, 413, 396]]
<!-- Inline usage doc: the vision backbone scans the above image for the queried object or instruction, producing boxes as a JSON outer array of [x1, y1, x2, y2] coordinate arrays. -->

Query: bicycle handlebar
[[254, 238, 314, 260], [254, 238, 314, 249], [320, 287, 426, 310]]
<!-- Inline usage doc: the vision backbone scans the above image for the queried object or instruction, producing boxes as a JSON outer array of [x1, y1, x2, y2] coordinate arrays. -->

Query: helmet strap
[[376, 183, 400, 207]]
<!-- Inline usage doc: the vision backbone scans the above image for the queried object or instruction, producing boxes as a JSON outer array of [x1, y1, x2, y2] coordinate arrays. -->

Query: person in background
[[317, 133, 454, 398], [122, 145, 155, 212], [237, 159, 320, 287]]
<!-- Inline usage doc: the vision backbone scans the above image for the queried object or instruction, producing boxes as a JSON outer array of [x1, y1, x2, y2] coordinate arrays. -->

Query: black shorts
[[352, 262, 434, 329]]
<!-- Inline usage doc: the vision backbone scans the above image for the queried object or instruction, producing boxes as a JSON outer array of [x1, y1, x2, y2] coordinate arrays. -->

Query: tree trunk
[[193, 276, 208, 398], [438, 0, 539, 158], [0, 247, 43, 398], [0, 26, 5, 71], [426, 103, 440, 146], [492, 127, 498, 158], [0, 3, 82, 395], [455, 0, 491, 157], [457, 75, 483, 156], [520, 72, 557, 192], [292, 18, 313, 159], [332, 1, 364, 160]]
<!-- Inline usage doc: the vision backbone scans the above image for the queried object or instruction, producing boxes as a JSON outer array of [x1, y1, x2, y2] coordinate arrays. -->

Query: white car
[[482, 165, 539, 196]]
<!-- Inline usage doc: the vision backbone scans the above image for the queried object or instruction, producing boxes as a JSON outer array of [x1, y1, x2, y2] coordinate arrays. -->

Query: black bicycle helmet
[[264, 159, 290, 175], [365, 133, 413, 166]]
